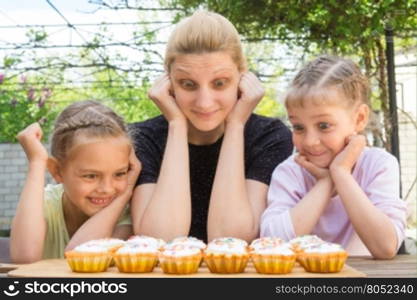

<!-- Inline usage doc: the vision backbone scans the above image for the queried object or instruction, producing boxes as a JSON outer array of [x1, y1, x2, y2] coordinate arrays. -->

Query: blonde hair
[[285, 55, 370, 109], [164, 10, 246, 72], [51, 100, 128, 161]]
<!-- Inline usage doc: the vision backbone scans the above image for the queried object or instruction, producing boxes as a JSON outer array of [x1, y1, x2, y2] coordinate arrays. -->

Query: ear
[[355, 104, 369, 133], [47, 157, 63, 183]]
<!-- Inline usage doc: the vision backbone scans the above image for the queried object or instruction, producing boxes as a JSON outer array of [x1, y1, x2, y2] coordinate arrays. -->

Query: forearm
[[208, 122, 254, 241], [332, 169, 398, 259], [290, 177, 333, 236], [138, 121, 191, 240], [65, 195, 130, 251], [10, 162, 47, 263]]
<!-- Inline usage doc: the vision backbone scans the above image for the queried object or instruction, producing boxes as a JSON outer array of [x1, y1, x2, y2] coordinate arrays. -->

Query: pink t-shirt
[[261, 147, 407, 256]]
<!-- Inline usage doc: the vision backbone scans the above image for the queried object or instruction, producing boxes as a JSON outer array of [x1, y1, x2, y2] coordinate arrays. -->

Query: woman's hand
[[226, 72, 265, 126], [16, 123, 48, 165], [148, 74, 186, 124], [330, 134, 366, 174]]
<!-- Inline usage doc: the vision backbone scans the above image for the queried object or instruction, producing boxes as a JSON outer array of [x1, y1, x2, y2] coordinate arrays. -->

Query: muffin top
[[302, 242, 346, 254], [289, 235, 324, 249], [252, 243, 295, 256], [165, 236, 206, 250], [159, 244, 202, 257], [205, 237, 248, 255], [72, 243, 109, 253], [79, 238, 126, 250], [126, 235, 166, 249], [115, 243, 159, 254], [250, 237, 284, 251]]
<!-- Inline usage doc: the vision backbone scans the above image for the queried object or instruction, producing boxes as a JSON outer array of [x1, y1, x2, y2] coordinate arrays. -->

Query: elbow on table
[[11, 252, 42, 264], [372, 245, 398, 260]]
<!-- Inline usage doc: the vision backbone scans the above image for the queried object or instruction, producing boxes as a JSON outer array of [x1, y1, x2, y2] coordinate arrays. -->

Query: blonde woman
[[130, 11, 293, 243]]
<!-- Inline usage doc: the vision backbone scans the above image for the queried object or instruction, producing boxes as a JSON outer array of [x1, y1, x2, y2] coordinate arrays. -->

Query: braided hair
[[50, 100, 128, 161]]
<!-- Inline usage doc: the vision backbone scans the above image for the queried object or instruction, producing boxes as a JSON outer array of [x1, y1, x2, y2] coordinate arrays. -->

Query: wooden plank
[[8, 259, 366, 278], [0, 263, 21, 273]]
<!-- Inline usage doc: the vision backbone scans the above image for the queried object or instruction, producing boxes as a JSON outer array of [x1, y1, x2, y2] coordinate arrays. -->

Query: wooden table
[[2, 255, 416, 278], [347, 255, 417, 278]]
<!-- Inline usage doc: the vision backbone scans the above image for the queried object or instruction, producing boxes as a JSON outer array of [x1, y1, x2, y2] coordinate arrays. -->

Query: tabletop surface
[[1, 255, 415, 278]]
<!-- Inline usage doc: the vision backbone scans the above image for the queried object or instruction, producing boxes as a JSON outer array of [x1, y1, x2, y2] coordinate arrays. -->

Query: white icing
[[205, 238, 248, 255], [73, 244, 108, 253], [303, 242, 345, 254], [126, 235, 165, 248], [166, 236, 206, 250], [250, 237, 284, 251], [160, 245, 201, 257], [116, 244, 158, 254], [253, 243, 294, 255], [82, 238, 125, 249]]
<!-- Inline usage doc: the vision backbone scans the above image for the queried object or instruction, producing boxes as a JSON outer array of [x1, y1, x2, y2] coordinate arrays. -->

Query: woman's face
[[170, 52, 241, 142]]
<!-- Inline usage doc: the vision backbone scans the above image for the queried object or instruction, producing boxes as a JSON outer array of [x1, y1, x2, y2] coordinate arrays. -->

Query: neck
[[62, 193, 89, 237], [187, 121, 225, 145]]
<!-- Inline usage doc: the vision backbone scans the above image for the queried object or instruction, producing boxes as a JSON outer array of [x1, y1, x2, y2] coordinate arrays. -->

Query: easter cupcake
[[113, 242, 159, 273], [250, 242, 296, 274], [159, 244, 202, 275], [298, 242, 348, 273], [204, 237, 249, 274], [65, 244, 112, 273]]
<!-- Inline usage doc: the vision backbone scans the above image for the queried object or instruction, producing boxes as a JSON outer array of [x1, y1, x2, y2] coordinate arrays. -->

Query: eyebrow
[[289, 113, 333, 120], [173, 67, 234, 75], [78, 166, 129, 173]]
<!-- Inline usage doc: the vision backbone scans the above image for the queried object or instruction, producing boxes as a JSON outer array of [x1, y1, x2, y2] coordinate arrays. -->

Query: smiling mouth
[[88, 197, 112, 205], [193, 110, 219, 118]]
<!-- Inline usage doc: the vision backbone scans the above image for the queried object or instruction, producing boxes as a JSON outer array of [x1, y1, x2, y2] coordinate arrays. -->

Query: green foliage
[[0, 74, 59, 143]]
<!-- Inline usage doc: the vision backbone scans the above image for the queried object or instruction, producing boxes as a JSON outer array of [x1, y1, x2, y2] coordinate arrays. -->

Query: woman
[[130, 11, 293, 242]]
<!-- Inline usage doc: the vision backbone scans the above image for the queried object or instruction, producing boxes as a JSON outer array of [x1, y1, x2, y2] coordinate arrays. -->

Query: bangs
[[284, 85, 346, 109]]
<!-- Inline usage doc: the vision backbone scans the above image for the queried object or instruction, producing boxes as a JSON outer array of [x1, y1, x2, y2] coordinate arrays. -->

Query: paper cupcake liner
[[159, 254, 202, 274], [65, 252, 112, 273], [204, 253, 249, 274], [113, 253, 158, 273], [251, 253, 296, 274], [299, 252, 347, 273]]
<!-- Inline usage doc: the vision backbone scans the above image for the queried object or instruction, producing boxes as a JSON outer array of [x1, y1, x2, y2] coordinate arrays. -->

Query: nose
[[96, 177, 114, 194], [303, 131, 321, 147], [195, 86, 215, 111]]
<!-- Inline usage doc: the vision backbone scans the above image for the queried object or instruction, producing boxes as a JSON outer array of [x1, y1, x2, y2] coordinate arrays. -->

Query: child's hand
[[148, 74, 186, 124], [126, 148, 141, 189], [16, 123, 48, 164], [295, 154, 330, 180], [330, 134, 366, 174], [226, 72, 264, 126]]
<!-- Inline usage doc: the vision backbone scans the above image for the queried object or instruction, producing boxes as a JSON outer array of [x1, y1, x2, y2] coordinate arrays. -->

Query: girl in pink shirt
[[261, 55, 406, 258]]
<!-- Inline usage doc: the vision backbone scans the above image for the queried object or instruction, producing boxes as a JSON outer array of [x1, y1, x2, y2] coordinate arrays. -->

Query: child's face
[[287, 99, 365, 168], [58, 135, 131, 216]]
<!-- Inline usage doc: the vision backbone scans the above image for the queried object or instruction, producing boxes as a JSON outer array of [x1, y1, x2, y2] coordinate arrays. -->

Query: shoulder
[[128, 115, 168, 148], [358, 147, 399, 170], [129, 115, 167, 140], [43, 184, 64, 214], [245, 114, 292, 144], [44, 184, 64, 202]]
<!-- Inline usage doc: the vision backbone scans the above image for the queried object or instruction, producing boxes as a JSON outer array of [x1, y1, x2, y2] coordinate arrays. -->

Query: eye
[[318, 122, 331, 130], [292, 124, 304, 132], [115, 171, 128, 178], [179, 79, 196, 90], [213, 79, 228, 88], [83, 174, 97, 179]]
